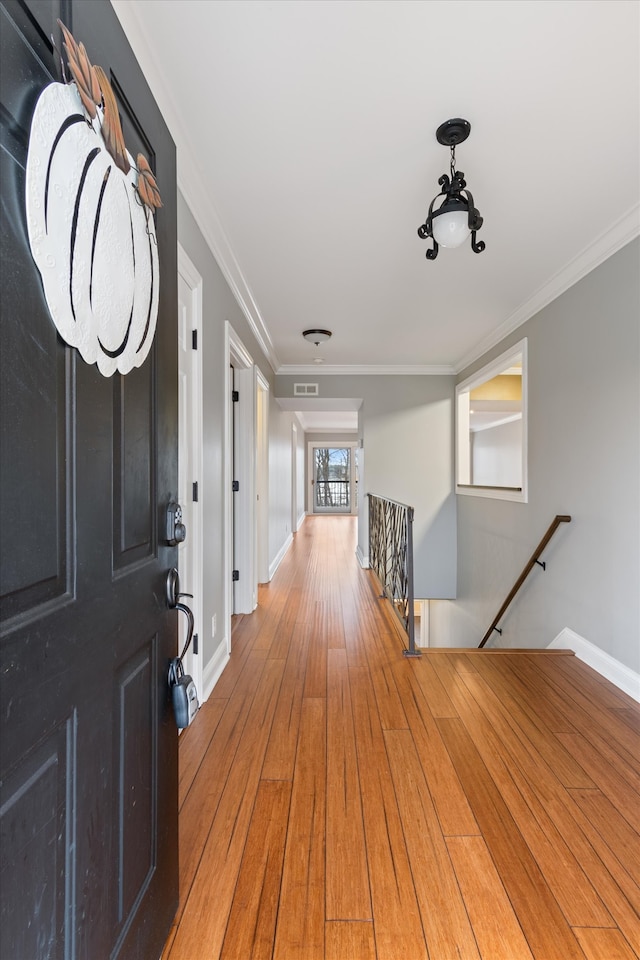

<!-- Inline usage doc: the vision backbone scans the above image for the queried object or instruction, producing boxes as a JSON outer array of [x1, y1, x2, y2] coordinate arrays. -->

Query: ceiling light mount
[[435, 118, 470, 147], [417, 117, 485, 261], [302, 328, 332, 346]]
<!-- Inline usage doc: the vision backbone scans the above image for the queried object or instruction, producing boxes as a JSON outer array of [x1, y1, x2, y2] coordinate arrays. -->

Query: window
[[456, 339, 527, 501], [312, 446, 352, 513]]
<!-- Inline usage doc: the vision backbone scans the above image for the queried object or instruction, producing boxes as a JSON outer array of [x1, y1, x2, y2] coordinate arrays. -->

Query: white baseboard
[[269, 532, 293, 581], [548, 627, 640, 703], [355, 544, 369, 568], [201, 640, 230, 701], [297, 510, 306, 530]]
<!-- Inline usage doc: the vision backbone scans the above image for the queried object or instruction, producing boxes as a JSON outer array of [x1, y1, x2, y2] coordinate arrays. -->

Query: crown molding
[[111, 0, 280, 373], [454, 205, 640, 375], [276, 363, 455, 377]]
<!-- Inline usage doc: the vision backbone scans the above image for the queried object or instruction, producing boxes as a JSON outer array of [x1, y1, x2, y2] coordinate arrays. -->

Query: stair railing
[[368, 493, 420, 657], [479, 514, 571, 648]]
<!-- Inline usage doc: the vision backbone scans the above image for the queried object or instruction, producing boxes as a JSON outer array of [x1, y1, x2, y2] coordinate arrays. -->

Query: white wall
[[442, 239, 639, 672], [471, 418, 522, 487], [268, 393, 295, 575]]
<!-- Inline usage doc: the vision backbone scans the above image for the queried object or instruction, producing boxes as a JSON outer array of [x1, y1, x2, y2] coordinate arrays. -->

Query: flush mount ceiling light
[[302, 328, 332, 345], [417, 118, 485, 261]]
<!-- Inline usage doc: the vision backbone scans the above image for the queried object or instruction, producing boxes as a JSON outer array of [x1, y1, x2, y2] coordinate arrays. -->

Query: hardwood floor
[[163, 515, 640, 960]]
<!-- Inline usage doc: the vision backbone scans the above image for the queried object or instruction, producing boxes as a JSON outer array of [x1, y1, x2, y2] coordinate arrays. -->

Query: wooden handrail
[[478, 515, 571, 648]]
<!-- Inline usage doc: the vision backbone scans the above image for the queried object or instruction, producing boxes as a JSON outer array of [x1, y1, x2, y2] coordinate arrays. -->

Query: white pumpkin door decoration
[[25, 22, 163, 377]]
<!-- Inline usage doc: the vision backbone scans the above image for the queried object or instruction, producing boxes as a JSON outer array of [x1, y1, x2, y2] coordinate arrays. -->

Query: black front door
[[0, 2, 178, 957]]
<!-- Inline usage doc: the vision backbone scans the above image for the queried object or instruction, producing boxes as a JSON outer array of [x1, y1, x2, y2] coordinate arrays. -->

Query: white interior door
[[225, 324, 257, 630], [291, 423, 298, 532], [256, 372, 269, 583], [230, 362, 239, 615], [177, 256, 202, 694]]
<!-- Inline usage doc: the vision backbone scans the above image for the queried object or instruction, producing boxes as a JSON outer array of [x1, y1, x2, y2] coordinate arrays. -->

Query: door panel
[[231, 363, 238, 613], [0, 0, 71, 623], [115, 640, 156, 925], [312, 446, 352, 514], [113, 363, 155, 569], [0, 2, 178, 958], [0, 716, 76, 960]]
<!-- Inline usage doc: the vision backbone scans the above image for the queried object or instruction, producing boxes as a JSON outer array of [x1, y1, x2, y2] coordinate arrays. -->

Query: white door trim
[[291, 422, 298, 533], [225, 324, 257, 651], [177, 244, 203, 696], [256, 369, 270, 583]]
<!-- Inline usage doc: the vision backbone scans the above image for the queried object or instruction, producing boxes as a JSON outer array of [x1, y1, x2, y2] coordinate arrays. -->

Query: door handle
[[166, 567, 192, 607], [174, 601, 194, 660], [166, 567, 194, 660], [166, 567, 199, 727]]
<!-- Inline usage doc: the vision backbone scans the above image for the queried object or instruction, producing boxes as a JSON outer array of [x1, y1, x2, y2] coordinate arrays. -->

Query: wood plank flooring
[[163, 515, 640, 960]]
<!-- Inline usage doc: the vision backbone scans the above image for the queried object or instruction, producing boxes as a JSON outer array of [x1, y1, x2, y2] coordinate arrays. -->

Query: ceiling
[[112, 0, 639, 376]]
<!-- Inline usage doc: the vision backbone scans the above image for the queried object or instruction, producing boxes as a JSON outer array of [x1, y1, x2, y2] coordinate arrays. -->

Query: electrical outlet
[[211, 614, 216, 639]]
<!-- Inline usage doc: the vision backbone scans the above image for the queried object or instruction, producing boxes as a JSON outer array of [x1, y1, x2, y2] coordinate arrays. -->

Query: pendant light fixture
[[417, 118, 485, 261]]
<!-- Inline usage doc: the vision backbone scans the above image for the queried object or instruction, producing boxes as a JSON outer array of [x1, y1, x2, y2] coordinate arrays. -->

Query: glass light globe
[[432, 209, 470, 248]]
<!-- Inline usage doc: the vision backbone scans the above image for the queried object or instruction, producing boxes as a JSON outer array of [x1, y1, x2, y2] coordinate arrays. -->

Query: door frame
[[308, 441, 358, 515], [291, 422, 299, 533], [177, 244, 203, 696], [256, 369, 270, 583], [224, 323, 257, 647]]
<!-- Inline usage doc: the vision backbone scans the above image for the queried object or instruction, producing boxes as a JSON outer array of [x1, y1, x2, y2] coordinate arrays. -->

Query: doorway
[[225, 324, 259, 645], [291, 422, 299, 532], [309, 444, 357, 514], [256, 372, 269, 583]]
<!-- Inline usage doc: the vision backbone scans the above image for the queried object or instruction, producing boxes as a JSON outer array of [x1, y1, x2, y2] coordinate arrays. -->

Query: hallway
[[163, 516, 640, 960]]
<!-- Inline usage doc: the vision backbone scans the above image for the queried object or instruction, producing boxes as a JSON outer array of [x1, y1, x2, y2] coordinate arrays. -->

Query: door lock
[[166, 500, 186, 546]]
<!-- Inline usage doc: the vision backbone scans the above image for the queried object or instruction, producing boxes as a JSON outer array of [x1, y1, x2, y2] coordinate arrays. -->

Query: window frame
[[455, 338, 528, 502]]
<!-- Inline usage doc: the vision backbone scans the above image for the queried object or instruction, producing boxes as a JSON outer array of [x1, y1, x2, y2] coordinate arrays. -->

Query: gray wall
[[276, 375, 457, 598], [294, 420, 306, 528], [267, 396, 297, 571], [445, 239, 639, 671], [177, 193, 296, 672]]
